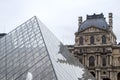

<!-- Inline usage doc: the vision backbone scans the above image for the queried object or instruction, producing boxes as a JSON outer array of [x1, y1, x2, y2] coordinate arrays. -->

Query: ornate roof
[[78, 13, 109, 32]]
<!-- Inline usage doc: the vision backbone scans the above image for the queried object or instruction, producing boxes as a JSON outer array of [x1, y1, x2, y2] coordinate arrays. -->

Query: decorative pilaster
[[95, 71, 98, 80], [98, 71, 101, 80], [96, 53, 100, 67], [95, 70, 101, 80], [107, 55, 109, 67], [107, 54, 112, 67], [110, 55, 112, 65], [98, 54, 101, 67]]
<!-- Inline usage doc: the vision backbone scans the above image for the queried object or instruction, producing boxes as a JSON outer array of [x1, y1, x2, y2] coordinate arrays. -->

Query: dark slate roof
[[78, 13, 109, 32]]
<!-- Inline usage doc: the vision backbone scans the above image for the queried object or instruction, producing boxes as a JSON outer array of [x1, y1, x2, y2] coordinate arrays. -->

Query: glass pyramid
[[0, 16, 95, 80]]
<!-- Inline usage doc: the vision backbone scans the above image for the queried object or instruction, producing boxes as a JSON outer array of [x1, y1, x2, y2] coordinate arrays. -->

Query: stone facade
[[67, 13, 120, 80]]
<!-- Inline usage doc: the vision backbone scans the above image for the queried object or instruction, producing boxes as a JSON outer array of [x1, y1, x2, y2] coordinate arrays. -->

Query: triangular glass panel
[[0, 16, 95, 80]]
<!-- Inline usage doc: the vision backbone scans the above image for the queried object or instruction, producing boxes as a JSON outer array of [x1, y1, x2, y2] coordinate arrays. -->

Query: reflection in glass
[[26, 72, 33, 80], [0, 16, 95, 80]]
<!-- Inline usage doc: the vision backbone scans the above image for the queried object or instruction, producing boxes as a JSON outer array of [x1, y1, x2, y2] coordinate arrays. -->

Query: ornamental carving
[[96, 36, 100, 42], [75, 37, 78, 42], [85, 36, 89, 42]]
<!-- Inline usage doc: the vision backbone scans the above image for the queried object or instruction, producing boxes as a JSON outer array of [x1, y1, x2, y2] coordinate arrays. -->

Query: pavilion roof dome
[[78, 13, 109, 32]]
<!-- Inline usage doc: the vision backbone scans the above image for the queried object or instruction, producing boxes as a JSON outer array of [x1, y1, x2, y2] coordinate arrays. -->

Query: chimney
[[78, 16, 82, 26], [109, 13, 113, 27]]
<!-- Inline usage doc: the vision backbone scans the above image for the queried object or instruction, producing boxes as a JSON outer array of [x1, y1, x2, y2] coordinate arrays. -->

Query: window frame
[[89, 56, 95, 67], [90, 36, 94, 44]]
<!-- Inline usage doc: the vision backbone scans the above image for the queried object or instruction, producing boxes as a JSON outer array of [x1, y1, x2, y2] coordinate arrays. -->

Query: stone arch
[[89, 56, 95, 66]]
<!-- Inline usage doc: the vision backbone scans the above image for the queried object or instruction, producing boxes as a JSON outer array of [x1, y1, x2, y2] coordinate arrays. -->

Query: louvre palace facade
[[67, 13, 120, 80]]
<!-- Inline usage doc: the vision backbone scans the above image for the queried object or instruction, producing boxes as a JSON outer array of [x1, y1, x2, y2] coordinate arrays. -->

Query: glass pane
[[0, 16, 95, 80], [38, 18, 95, 80]]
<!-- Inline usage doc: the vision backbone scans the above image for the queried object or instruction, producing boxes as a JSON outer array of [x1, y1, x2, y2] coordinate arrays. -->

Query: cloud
[[0, 0, 120, 44]]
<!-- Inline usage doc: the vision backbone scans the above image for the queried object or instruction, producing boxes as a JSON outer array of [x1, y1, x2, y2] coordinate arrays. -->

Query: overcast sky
[[0, 0, 120, 44]]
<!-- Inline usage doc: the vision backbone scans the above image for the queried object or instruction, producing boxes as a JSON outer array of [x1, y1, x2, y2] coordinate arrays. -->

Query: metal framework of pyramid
[[0, 16, 95, 80]]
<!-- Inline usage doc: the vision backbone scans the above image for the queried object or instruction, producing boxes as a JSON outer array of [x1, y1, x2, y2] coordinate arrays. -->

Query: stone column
[[107, 55, 109, 67], [110, 55, 112, 65], [110, 71, 111, 79], [95, 71, 98, 80], [85, 54, 87, 67], [95, 54, 98, 66], [98, 54, 101, 67], [82, 55, 85, 66], [108, 55, 110, 66], [95, 53, 98, 67], [109, 71, 112, 80], [107, 53, 112, 67], [98, 71, 101, 80], [83, 54, 86, 66], [95, 70, 100, 80], [96, 54, 100, 67]]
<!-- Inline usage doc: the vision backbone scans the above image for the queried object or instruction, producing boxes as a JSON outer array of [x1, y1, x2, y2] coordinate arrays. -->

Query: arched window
[[117, 72, 120, 80], [80, 37, 83, 45], [90, 72, 95, 77], [89, 56, 95, 66], [102, 35, 106, 44], [90, 36, 94, 44], [102, 57, 106, 66]]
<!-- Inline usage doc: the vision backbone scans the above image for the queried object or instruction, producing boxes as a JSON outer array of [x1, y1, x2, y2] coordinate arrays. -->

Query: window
[[89, 56, 95, 66], [80, 37, 83, 45], [79, 58, 82, 63], [90, 36, 94, 44], [102, 57, 106, 66], [79, 49, 82, 54], [102, 35, 106, 44]]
